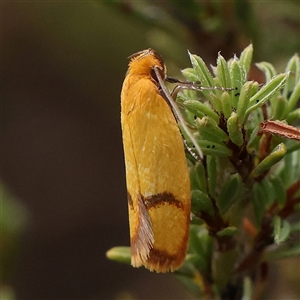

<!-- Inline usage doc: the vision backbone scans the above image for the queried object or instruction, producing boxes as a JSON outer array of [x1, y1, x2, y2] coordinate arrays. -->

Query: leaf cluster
[[177, 44, 300, 299]]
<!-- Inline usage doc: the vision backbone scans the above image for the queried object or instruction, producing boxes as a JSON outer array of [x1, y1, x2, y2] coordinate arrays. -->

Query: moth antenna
[[183, 138, 202, 161], [170, 83, 234, 99], [153, 67, 203, 160]]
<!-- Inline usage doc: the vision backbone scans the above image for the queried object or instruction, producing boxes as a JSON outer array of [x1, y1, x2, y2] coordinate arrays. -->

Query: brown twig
[[259, 120, 300, 141]]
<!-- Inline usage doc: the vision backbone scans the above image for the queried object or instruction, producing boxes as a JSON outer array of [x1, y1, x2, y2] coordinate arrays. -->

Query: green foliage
[[108, 44, 300, 299], [177, 44, 300, 299]]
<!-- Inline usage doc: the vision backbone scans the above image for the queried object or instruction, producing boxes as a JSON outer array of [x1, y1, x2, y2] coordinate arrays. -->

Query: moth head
[[128, 49, 167, 82]]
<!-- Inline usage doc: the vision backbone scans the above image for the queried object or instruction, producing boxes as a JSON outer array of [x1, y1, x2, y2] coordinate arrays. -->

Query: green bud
[[237, 81, 255, 125], [227, 112, 244, 146], [221, 91, 232, 119], [196, 116, 229, 143]]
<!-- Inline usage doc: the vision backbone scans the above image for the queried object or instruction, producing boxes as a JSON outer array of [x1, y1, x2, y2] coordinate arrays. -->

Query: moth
[[120, 49, 192, 272]]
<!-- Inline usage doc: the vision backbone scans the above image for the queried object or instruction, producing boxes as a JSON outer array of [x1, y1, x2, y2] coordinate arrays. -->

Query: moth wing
[[121, 77, 190, 272]]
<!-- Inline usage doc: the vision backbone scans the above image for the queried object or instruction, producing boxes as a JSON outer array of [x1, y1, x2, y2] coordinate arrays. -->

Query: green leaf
[[239, 43, 253, 75], [191, 190, 215, 216], [286, 142, 300, 154], [279, 151, 294, 186], [188, 51, 214, 99], [190, 164, 200, 190], [251, 143, 286, 178], [245, 73, 289, 119], [181, 67, 200, 82], [236, 81, 255, 124], [194, 162, 208, 193], [269, 176, 286, 205], [197, 140, 232, 157], [283, 53, 300, 98], [175, 260, 196, 277], [186, 253, 208, 274], [183, 99, 220, 123], [252, 183, 266, 227], [188, 225, 213, 260], [216, 226, 238, 237], [207, 156, 217, 198], [260, 177, 275, 206], [175, 273, 203, 298], [216, 54, 231, 88], [247, 125, 260, 149], [273, 216, 291, 244], [217, 173, 243, 215], [212, 248, 238, 289], [287, 80, 300, 113], [286, 107, 300, 124], [256, 62, 277, 82], [272, 95, 288, 120], [290, 220, 300, 233], [188, 226, 212, 273], [209, 92, 223, 113], [230, 57, 246, 109], [106, 247, 131, 264], [266, 241, 300, 260]]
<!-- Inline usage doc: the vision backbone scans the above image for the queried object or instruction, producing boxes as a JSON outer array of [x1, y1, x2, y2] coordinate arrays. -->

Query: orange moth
[[121, 49, 196, 273]]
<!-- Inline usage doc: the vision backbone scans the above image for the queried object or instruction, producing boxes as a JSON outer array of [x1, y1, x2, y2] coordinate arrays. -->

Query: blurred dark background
[[2, 1, 300, 299]]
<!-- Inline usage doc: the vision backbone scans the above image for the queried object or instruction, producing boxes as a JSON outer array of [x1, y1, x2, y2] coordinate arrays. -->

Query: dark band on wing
[[145, 246, 187, 272], [142, 192, 184, 210], [148, 248, 177, 264]]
